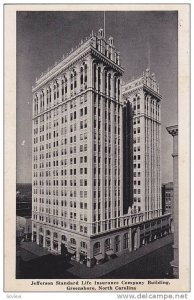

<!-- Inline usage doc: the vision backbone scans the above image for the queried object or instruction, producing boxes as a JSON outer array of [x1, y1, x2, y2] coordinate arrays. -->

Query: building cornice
[[32, 41, 124, 93], [90, 47, 124, 75], [122, 83, 162, 101], [32, 43, 92, 93]]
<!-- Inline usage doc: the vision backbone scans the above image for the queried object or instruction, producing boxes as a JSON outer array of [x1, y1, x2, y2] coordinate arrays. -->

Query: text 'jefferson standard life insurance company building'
[[32, 28, 171, 267]]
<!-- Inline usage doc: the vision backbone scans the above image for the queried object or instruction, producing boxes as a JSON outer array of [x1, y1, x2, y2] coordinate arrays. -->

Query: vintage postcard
[[4, 3, 190, 293]]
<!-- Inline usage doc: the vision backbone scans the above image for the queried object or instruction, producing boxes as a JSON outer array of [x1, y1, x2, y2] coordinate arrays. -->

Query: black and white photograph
[[4, 4, 190, 293]]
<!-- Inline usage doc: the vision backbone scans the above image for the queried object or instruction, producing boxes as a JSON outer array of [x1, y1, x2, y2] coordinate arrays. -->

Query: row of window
[[33, 214, 88, 233], [33, 200, 88, 210], [134, 189, 141, 194], [33, 197, 88, 205], [34, 154, 87, 166], [34, 66, 88, 115]]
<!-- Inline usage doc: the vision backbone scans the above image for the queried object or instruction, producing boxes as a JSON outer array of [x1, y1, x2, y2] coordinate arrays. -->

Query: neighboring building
[[122, 69, 162, 220], [16, 183, 32, 217], [16, 199, 32, 218], [162, 182, 173, 214], [16, 216, 32, 241], [32, 29, 171, 267], [167, 125, 178, 278]]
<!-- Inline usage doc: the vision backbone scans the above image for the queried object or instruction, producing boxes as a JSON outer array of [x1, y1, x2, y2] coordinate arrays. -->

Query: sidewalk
[[67, 234, 173, 278]]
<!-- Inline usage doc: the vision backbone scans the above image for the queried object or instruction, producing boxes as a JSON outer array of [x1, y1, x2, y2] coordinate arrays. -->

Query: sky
[[16, 10, 178, 184]]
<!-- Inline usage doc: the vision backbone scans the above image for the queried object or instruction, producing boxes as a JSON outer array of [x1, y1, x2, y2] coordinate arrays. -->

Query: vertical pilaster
[[128, 228, 132, 252], [43, 227, 46, 247], [87, 240, 93, 267], [36, 226, 39, 245]]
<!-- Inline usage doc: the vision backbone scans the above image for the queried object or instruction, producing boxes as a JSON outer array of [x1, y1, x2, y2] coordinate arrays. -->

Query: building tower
[[122, 69, 162, 220], [32, 29, 124, 266]]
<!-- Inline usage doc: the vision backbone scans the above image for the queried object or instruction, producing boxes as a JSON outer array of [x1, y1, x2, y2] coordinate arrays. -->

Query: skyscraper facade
[[32, 29, 126, 266], [32, 29, 171, 267], [122, 70, 162, 220]]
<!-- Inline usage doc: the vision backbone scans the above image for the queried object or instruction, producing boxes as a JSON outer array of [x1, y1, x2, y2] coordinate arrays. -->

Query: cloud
[[21, 140, 26, 146]]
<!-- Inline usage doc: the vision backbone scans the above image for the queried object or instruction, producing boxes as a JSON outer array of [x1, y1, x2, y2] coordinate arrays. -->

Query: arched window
[[61, 235, 67, 242], [80, 67, 83, 85], [46, 89, 49, 107], [61, 79, 64, 96], [46, 230, 50, 236], [42, 91, 44, 110], [115, 235, 120, 252], [93, 64, 96, 89], [123, 233, 129, 249], [93, 242, 101, 255], [70, 73, 73, 91], [40, 93, 42, 110], [98, 67, 101, 91], [54, 84, 56, 100], [56, 81, 59, 98], [84, 64, 87, 88], [108, 73, 111, 96], [117, 79, 120, 100], [104, 71, 107, 94], [114, 76, 117, 97], [105, 238, 111, 251], [74, 70, 77, 89], [53, 232, 58, 239], [49, 86, 51, 104], [64, 76, 67, 95]]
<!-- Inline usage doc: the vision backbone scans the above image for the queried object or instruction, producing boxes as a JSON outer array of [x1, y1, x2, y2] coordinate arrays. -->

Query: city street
[[16, 234, 173, 279]]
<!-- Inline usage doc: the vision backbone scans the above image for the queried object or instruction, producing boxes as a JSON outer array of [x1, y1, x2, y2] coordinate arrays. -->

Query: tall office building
[[32, 30, 170, 267], [32, 29, 124, 266], [122, 69, 162, 220]]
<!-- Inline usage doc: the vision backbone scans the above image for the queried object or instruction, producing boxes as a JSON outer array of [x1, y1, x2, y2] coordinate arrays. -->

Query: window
[[123, 233, 129, 249], [80, 67, 83, 85], [70, 238, 76, 245], [80, 241, 87, 249]]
